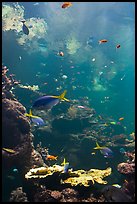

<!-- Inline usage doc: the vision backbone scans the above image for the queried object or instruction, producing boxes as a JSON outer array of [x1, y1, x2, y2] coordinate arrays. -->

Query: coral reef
[[34, 186, 63, 202], [2, 97, 33, 170], [29, 149, 46, 168], [122, 179, 135, 201], [2, 65, 21, 99], [2, 65, 135, 202], [117, 150, 135, 201], [2, 66, 44, 172], [117, 151, 135, 175], [117, 162, 135, 175], [25, 165, 64, 179], [9, 187, 28, 202], [25, 165, 112, 188], [33, 186, 105, 202], [61, 167, 112, 186]]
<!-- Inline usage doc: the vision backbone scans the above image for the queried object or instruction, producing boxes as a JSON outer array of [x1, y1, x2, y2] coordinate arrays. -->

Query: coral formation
[[117, 162, 135, 175], [25, 165, 112, 187], [33, 186, 105, 202], [2, 97, 33, 170], [9, 187, 28, 202], [2, 66, 44, 172], [61, 167, 112, 186], [25, 165, 64, 179], [117, 150, 135, 175]]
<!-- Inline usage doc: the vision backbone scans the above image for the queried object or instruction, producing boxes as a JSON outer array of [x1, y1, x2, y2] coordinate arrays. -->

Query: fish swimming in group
[[112, 184, 121, 188], [21, 20, 29, 35], [101, 185, 133, 202], [2, 148, 16, 154], [46, 154, 58, 160], [116, 44, 121, 49], [32, 90, 70, 110], [98, 39, 108, 44], [61, 2, 72, 9], [93, 142, 113, 158], [58, 51, 64, 56], [25, 109, 45, 126], [119, 117, 124, 121]]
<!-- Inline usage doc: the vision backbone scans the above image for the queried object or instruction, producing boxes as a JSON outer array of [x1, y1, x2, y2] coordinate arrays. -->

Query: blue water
[[2, 2, 135, 201], [2, 2, 135, 133]]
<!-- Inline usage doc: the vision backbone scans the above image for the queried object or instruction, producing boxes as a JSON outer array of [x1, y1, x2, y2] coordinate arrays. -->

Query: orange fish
[[119, 117, 124, 121], [99, 39, 108, 44], [116, 44, 121, 49], [46, 155, 58, 160], [61, 2, 72, 9]]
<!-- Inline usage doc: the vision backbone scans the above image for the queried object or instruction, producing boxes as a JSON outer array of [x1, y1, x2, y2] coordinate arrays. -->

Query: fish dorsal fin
[[29, 109, 33, 116], [61, 158, 69, 166], [59, 90, 70, 102], [53, 90, 70, 102], [93, 142, 101, 150], [96, 142, 100, 147], [59, 90, 67, 99], [61, 158, 66, 166]]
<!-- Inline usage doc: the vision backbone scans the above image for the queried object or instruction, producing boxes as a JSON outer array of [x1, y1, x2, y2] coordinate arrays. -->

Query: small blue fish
[[13, 168, 18, 173], [119, 148, 126, 154], [32, 90, 70, 110], [25, 109, 45, 126], [93, 142, 113, 158], [21, 20, 29, 35]]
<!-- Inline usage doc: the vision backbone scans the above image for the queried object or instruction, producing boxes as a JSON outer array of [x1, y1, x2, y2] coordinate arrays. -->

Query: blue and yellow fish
[[61, 158, 70, 173], [32, 90, 70, 110], [93, 142, 113, 158], [25, 109, 45, 126]]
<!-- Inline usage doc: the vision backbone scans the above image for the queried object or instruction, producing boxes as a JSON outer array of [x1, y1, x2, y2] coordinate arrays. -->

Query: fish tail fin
[[25, 109, 32, 117], [21, 20, 26, 24], [93, 142, 101, 150], [58, 90, 70, 102]]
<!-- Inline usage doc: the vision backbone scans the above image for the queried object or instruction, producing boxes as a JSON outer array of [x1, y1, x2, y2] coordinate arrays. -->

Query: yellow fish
[[2, 148, 16, 154]]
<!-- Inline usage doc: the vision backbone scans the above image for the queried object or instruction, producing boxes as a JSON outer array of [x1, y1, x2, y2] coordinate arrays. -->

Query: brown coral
[[9, 187, 28, 202], [117, 162, 135, 175]]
